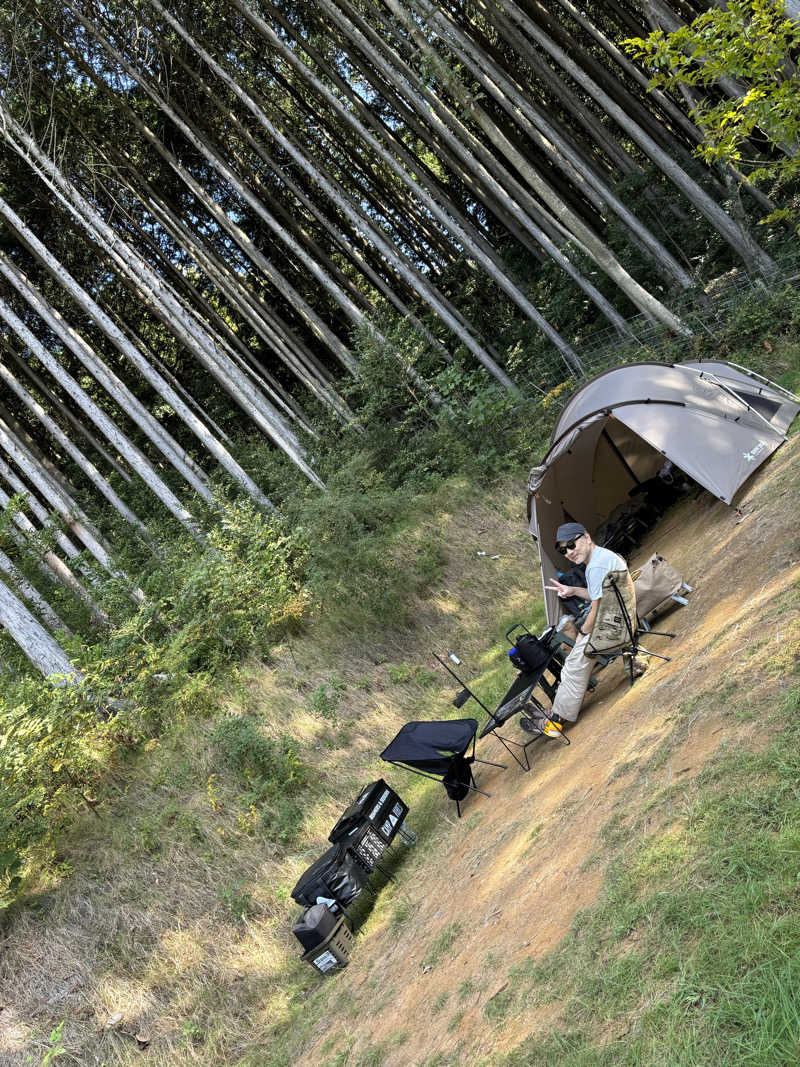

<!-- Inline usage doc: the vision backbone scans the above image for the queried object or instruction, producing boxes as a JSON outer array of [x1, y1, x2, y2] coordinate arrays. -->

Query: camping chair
[[477, 626, 571, 770], [431, 646, 566, 773], [380, 719, 505, 817], [585, 570, 674, 687]]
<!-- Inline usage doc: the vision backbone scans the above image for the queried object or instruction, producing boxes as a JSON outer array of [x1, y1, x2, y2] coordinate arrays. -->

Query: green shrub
[[211, 715, 305, 787], [211, 715, 308, 843], [307, 679, 346, 721]]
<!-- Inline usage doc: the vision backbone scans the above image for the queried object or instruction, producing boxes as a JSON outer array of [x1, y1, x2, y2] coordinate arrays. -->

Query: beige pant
[[550, 632, 595, 723]]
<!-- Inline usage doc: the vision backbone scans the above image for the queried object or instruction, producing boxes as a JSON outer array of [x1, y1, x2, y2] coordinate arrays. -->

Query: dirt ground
[[294, 434, 800, 1067]]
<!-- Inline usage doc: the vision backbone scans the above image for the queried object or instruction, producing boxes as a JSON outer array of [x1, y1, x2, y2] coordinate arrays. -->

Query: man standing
[[521, 522, 631, 735]]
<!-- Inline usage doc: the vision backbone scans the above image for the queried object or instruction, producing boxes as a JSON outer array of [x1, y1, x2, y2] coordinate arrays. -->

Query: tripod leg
[[623, 652, 635, 687], [638, 648, 672, 663]]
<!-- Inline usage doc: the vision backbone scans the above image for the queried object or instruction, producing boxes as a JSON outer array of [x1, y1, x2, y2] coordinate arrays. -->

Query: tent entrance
[[591, 420, 666, 523]]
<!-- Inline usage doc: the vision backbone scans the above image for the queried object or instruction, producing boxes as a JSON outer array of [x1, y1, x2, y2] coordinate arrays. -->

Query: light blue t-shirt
[[585, 545, 628, 600]]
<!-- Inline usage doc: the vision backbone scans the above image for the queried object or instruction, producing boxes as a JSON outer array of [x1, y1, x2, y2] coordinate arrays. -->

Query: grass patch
[[484, 985, 515, 1022], [423, 921, 464, 969], [500, 679, 800, 1065], [431, 991, 450, 1015]]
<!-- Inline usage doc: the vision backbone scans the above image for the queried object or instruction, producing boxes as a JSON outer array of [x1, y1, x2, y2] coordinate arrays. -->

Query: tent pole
[[684, 367, 789, 441], [726, 361, 800, 403], [602, 427, 641, 485]]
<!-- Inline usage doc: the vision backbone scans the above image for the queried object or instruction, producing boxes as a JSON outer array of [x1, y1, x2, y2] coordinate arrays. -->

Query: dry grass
[[0, 475, 541, 1066], [1, 438, 797, 1066]]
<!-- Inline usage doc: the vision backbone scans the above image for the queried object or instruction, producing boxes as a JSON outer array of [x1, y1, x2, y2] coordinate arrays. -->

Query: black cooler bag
[[508, 632, 550, 673]]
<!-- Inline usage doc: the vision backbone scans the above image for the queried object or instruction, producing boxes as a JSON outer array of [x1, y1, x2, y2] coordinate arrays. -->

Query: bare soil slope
[[293, 436, 800, 1067]]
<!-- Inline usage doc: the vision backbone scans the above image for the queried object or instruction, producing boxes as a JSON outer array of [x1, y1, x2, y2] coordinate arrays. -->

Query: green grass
[[423, 921, 465, 969], [498, 680, 800, 1066]]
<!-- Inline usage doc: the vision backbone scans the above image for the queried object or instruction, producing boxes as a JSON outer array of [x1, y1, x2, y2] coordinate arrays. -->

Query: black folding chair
[[432, 641, 569, 773], [380, 719, 505, 817], [480, 669, 571, 770]]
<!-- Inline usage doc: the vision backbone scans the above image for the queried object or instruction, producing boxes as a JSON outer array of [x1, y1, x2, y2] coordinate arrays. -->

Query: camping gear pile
[[291, 780, 410, 974], [296, 361, 798, 977]]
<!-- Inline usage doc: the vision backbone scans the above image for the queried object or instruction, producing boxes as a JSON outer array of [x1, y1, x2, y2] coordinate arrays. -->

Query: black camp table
[[479, 629, 573, 770]]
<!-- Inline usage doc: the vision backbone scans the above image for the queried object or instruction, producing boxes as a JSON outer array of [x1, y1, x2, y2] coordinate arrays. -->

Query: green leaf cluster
[[211, 714, 308, 842], [626, 0, 800, 190]]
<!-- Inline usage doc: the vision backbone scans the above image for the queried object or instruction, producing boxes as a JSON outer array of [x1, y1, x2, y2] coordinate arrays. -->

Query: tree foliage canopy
[[627, 0, 800, 191]]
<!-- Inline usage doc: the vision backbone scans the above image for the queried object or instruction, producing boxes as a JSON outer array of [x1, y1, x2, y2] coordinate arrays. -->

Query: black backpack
[[508, 632, 550, 673], [443, 754, 472, 801], [556, 564, 589, 619]]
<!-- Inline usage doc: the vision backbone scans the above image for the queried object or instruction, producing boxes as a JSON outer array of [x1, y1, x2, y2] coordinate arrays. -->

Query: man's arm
[[578, 599, 600, 636], [546, 578, 589, 600]]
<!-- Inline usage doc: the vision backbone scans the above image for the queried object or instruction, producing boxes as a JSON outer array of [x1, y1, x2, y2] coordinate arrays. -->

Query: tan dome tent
[[528, 361, 800, 625]]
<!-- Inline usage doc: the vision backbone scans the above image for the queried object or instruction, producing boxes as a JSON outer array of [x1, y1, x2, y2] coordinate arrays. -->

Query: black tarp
[[290, 843, 369, 909]]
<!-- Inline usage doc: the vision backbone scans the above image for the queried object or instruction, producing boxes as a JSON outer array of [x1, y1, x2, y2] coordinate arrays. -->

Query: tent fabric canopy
[[529, 361, 799, 625]]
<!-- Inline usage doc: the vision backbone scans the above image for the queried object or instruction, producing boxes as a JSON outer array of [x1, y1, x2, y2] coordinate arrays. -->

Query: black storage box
[[328, 779, 409, 847]]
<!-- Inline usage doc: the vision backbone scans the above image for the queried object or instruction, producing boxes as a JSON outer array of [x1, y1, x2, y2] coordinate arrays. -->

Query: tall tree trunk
[[0, 548, 71, 633], [0, 107, 324, 487], [0, 355, 147, 533], [382, 0, 691, 333], [0, 292, 201, 532], [0, 576, 79, 681], [484, 0, 778, 275], [146, 0, 525, 385]]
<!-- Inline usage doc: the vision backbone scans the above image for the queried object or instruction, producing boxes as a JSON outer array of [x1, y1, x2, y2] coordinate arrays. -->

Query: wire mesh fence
[[533, 243, 800, 408]]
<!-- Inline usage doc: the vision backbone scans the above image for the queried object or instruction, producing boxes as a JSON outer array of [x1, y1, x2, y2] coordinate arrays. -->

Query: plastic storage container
[[300, 915, 354, 975]]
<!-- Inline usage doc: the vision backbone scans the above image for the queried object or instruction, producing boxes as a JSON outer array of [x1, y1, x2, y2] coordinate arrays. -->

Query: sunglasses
[[556, 534, 584, 555]]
